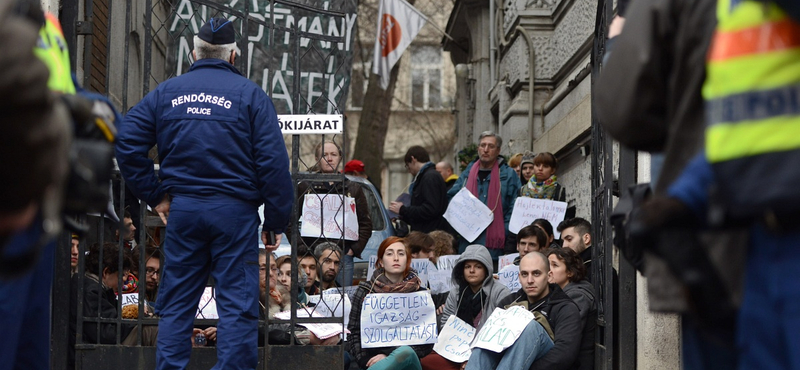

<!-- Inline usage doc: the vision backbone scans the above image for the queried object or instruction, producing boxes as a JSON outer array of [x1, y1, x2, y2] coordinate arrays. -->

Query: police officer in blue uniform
[[116, 17, 293, 370]]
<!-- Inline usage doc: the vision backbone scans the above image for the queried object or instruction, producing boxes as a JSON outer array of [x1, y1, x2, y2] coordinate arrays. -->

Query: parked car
[[265, 175, 394, 284]]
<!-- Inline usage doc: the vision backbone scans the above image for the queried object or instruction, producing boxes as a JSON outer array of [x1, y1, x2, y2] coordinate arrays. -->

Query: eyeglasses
[[146, 268, 159, 276]]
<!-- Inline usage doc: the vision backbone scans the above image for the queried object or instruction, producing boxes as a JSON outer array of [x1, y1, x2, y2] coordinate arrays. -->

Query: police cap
[[198, 17, 234, 45]]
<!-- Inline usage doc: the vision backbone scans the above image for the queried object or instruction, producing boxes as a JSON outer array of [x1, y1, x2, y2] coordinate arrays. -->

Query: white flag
[[372, 0, 427, 90]]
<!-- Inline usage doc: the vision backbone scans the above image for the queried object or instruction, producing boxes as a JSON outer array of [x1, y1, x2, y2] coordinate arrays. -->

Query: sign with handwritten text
[[120, 293, 139, 306], [434, 316, 476, 363], [274, 309, 350, 340], [444, 188, 493, 243], [471, 305, 534, 353], [497, 265, 520, 293], [360, 291, 438, 348], [508, 198, 568, 237], [498, 253, 518, 271], [301, 194, 359, 241], [436, 255, 460, 272], [428, 269, 454, 294], [196, 286, 218, 319], [367, 255, 378, 281], [411, 258, 435, 287]]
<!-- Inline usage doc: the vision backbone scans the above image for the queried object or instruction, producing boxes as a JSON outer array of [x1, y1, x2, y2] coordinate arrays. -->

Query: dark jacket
[[69, 273, 134, 366], [497, 284, 582, 370], [346, 281, 433, 369], [594, 0, 745, 312], [116, 58, 293, 233], [563, 280, 596, 370], [400, 162, 448, 233], [288, 178, 372, 258]]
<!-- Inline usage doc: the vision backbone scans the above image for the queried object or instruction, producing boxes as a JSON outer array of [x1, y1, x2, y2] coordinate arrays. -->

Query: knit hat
[[344, 159, 365, 173], [198, 17, 235, 45], [520, 151, 536, 167]]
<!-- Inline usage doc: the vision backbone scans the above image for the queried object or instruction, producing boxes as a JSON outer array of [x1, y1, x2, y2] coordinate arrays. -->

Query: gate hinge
[[75, 20, 93, 35]]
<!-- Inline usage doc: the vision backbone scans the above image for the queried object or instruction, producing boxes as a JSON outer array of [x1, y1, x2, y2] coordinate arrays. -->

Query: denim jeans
[[465, 320, 554, 370], [337, 253, 354, 287]]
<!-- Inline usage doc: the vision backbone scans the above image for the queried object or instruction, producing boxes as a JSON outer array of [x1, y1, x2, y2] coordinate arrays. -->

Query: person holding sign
[[519, 152, 567, 201], [447, 132, 520, 259], [347, 237, 433, 369], [465, 253, 581, 370], [287, 140, 372, 287], [421, 244, 511, 370], [548, 248, 596, 370]]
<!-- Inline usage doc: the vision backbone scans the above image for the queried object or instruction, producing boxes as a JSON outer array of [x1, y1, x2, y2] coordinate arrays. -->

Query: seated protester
[[532, 218, 561, 249], [315, 242, 342, 291], [131, 245, 161, 304], [465, 253, 581, 370], [557, 218, 593, 282], [70, 234, 80, 275], [347, 237, 433, 370], [512, 225, 549, 266], [428, 230, 456, 265], [298, 246, 321, 296], [547, 248, 596, 370], [421, 245, 511, 370], [276, 255, 309, 305], [408, 231, 436, 262], [519, 152, 567, 201], [68, 243, 157, 367], [258, 250, 337, 346]]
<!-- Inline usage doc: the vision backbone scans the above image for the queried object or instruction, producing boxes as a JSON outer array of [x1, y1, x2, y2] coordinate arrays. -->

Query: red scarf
[[466, 161, 505, 249]]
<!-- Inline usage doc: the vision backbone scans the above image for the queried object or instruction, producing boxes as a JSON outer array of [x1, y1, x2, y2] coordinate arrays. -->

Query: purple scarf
[[466, 161, 505, 249]]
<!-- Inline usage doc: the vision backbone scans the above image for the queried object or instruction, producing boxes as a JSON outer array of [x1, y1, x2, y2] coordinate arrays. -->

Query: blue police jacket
[[115, 58, 293, 233]]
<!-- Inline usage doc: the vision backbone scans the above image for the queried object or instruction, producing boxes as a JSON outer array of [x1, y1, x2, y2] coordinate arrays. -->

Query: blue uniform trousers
[[155, 196, 260, 370], [737, 225, 800, 370], [0, 221, 53, 370]]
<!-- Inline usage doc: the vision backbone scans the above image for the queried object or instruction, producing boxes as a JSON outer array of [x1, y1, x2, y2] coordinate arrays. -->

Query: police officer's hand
[[155, 195, 170, 226], [261, 231, 281, 253]]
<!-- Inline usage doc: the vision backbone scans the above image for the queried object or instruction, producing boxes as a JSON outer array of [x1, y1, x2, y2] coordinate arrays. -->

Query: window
[[410, 46, 442, 110]]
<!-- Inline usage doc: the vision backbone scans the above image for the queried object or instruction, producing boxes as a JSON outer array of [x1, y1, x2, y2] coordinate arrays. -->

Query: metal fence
[[54, 0, 359, 369]]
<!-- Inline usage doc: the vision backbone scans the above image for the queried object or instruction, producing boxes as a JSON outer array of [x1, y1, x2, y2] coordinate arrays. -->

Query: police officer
[[116, 17, 293, 370]]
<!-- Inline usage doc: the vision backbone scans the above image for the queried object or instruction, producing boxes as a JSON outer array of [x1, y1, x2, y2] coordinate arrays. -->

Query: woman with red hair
[[346, 237, 433, 370]]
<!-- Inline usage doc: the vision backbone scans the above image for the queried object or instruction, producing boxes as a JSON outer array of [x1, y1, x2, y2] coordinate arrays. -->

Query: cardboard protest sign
[[300, 194, 359, 241], [434, 316, 476, 363], [360, 291, 438, 348], [273, 310, 350, 340], [436, 255, 460, 272], [444, 188, 493, 242], [196, 286, 218, 319], [471, 305, 534, 353], [508, 198, 568, 237], [428, 269, 454, 295], [498, 253, 518, 271], [497, 265, 520, 293]]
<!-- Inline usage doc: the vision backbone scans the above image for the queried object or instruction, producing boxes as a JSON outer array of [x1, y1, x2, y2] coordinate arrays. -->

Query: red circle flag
[[379, 13, 402, 57]]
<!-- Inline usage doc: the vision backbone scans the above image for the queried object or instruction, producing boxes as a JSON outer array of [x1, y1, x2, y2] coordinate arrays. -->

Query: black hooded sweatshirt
[[496, 283, 582, 370]]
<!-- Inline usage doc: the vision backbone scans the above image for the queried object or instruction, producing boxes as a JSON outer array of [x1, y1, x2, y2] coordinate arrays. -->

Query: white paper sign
[[434, 316, 476, 363], [471, 306, 535, 353], [120, 293, 139, 306], [498, 253, 519, 271], [444, 188, 494, 243], [367, 255, 378, 281], [428, 269, 455, 294], [360, 291, 438, 348], [508, 198, 568, 237], [306, 289, 352, 329], [278, 114, 344, 134], [497, 265, 520, 293], [196, 286, 218, 319], [273, 310, 350, 340], [411, 259, 435, 287], [436, 255, 461, 272], [300, 194, 359, 241]]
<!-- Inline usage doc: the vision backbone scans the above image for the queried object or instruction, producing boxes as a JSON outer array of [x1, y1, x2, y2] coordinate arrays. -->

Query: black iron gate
[[590, 0, 638, 369], [54, 0, 358, 369]]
